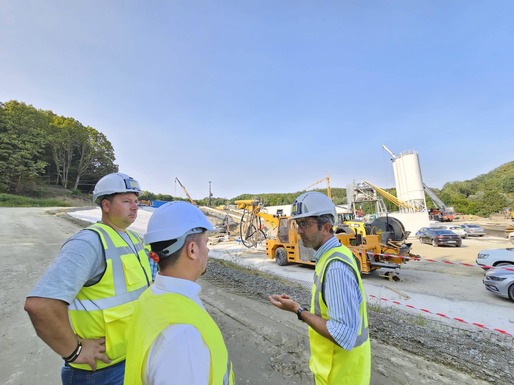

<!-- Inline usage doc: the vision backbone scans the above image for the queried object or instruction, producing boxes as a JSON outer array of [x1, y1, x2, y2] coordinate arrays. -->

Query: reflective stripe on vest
[[312, 250, 369, 348], [68, 223, 151, 370], [124, 291, 235, 385], [69, 224, 149, 311]]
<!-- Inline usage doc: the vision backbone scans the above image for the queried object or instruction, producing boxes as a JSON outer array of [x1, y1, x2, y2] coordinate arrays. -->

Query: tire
[[239, 212, 266, 248], [275, 247, 288, 266], [432, 239, 438, 247], [509, 284, 514, 302]]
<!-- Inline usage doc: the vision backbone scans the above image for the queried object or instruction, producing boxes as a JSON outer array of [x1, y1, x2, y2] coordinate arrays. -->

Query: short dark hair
[[316, 214, 334, 233], [151, 232, 204, 270]]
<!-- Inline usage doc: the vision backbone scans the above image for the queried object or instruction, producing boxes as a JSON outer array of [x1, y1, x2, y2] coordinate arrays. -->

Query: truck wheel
[[275, 247, 288, 266]]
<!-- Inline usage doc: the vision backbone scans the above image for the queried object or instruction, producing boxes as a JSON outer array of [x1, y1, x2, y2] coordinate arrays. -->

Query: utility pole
[[208, 181, 213, 207]]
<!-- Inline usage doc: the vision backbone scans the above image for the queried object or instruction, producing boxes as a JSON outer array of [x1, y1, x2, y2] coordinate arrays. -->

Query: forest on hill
[[0, 100, 117, 196], [1, 100, 513, 216]]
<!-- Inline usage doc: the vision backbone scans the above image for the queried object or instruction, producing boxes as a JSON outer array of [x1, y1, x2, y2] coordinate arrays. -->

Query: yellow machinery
[[234, 199, 284, 248], [175, 177, 195, 205], [266, 216, 416, 279], [304, 176, 332, 199]]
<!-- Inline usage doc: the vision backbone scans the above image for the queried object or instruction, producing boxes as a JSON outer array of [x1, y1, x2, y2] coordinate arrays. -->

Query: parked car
[[509, 231, 514, 245], [418, 229, 462, 247], [482, 266, 514, 301], [436, 224, 468, 238], [476, 248, 514, 270], [414, 227, 432, 239], [460, 223, 486, 237]]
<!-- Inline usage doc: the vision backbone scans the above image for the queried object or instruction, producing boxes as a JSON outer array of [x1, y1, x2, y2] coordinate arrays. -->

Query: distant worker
[[124, 201, 234, 385], [24, 172, 153, 385], [269, 191, 370, 385]]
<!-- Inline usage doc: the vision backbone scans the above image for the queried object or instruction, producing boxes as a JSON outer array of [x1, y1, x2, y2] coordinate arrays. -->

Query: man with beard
[[269, 192, 370, 385]]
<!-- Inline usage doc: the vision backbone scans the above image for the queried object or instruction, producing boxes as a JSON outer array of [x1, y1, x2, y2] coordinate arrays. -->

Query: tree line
[[0, 100, 117, 195]]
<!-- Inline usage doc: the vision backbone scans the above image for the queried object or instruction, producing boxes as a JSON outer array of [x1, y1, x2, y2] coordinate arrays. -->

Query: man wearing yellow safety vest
[[24, 172, 153, 385], [124, 201, 234, 385], [269, 191, 371, 385]]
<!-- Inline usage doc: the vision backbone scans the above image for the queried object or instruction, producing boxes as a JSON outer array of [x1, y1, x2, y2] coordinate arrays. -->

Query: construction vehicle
[[175, 177, 196, 205], [265, 215, 415, 280], [423, 183, 455, 222], [234, 199, 285, 248]]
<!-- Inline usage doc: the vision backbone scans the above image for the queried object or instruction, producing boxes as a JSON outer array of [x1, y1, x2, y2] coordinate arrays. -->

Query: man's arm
[[268, 293, 337, 343], [24, 297, 111, 370]]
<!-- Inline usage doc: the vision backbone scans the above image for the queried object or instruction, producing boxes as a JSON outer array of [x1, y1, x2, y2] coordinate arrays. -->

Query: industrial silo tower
[[382, 145, 427, 212]]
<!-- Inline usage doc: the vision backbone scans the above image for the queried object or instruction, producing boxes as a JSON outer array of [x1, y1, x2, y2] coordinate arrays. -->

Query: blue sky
[[2, 1, 513, 199]]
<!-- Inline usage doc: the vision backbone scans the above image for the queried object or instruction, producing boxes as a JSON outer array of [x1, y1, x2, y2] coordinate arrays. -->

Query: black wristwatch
[[296, 306, 306, 321]]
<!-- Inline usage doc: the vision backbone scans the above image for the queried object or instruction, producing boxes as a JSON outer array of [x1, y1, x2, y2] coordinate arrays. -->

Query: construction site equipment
[[423, 183, 455, 222], [348, 181, 388, 218], [363, 180, 420, 212], [234, 199, 284, 248], [266, 215, 416, 279], [304, 176, 332, 199], [175, 177, 196, 205]]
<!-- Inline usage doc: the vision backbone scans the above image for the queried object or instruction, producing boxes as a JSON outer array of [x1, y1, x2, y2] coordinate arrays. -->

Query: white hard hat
[[145, 201, 215, 249], [92, 172, 141, 203], [291, 191, 336, 221]]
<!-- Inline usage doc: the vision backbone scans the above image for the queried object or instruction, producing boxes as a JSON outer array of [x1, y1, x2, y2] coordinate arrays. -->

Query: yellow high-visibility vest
[[68, 223, 151, 370], [124, 290, 235, 385], [309, 245, 371, 385]]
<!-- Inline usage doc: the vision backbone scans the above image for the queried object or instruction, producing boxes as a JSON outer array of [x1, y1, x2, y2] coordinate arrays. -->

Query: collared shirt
[[145, 274, 210, 385], [314, 236, 362, 350]]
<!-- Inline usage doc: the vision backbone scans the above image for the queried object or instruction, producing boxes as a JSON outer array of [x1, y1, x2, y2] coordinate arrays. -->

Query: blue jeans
[[61, 360, 125, 385]]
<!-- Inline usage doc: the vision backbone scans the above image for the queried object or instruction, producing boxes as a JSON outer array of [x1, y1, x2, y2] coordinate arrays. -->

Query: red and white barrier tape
[[366, 252, 514, 271], [368, 294, 512, 336]]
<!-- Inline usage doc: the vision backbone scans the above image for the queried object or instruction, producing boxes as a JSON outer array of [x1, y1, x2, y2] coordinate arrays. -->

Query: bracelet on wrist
[[62, 339, 82, 363]]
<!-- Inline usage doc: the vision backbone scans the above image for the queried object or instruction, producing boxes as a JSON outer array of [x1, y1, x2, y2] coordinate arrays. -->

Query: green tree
[[0, 101, 49, 193]]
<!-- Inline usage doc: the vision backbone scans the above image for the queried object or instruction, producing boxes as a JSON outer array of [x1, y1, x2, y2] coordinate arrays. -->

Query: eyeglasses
[[295, 220, 318, 229]]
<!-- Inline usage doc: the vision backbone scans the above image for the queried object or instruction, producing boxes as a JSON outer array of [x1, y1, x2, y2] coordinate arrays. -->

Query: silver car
[[476, 248, 514, 270], [483, 266, 514, 301], [461, 223, 486, 237]]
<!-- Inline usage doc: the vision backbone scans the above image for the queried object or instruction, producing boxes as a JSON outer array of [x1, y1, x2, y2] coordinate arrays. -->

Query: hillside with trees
[[0, 100, 117, 196], [1, 99, 512, 216]]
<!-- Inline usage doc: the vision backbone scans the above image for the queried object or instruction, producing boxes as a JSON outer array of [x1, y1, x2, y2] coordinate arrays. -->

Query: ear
[[185, 240, 199, 260], [101, 198, 110, 212]]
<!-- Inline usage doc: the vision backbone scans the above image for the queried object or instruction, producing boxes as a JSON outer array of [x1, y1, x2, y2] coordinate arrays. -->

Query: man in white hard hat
[[124, 201, 235, 385], [269, 191, 371, 385], [24, 172, 152, 385]]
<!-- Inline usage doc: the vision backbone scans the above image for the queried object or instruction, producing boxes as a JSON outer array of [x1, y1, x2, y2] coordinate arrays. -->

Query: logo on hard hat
[[291, 202, 303, 217], [124, 178, 141, 191]]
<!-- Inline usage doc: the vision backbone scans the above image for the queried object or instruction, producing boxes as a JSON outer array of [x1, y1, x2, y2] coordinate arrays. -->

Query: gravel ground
[[203, 258, 514, 384]]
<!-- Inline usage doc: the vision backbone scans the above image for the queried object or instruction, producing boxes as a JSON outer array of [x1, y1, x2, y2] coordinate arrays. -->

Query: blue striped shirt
[[314, 236, 362, 350]]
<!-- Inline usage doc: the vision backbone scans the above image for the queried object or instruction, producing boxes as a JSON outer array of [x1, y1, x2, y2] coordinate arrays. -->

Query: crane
[[174, 177, 195, 205], [304, 176, 332, 199]]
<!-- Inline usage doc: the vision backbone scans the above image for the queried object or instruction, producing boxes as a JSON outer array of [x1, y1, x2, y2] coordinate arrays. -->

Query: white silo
[[382, 146, 426, 212]]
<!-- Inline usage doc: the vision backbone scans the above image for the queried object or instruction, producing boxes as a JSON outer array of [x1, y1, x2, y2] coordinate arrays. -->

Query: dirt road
[[1, 208, 511, 385]]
